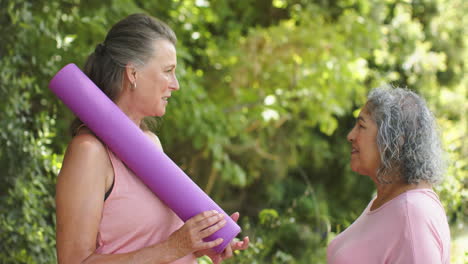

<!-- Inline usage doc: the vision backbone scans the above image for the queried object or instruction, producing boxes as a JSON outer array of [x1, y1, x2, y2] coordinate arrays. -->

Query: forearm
[[67, 240, 187, 264]]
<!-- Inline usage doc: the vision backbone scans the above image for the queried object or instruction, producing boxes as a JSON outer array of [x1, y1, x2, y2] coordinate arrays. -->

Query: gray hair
[[84, 13, 176, 100], [72, 13, 177, 135], [366, 86, 445, 184]]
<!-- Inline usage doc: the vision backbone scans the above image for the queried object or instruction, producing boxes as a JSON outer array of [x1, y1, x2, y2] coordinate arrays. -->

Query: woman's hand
[[195, 212, 250, 264], [166, 210, 227, 258]]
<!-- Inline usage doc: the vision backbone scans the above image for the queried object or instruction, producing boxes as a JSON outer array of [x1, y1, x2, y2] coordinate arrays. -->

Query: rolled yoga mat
[[49, 63, 240, 253]]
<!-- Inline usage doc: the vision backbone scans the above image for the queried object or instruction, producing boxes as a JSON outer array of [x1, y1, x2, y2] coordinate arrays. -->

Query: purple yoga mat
[[49, 63, 240, 253]]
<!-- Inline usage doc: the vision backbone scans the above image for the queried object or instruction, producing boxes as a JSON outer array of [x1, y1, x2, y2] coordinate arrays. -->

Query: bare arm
[[56, 134, 112, 263], [56, 133, 225, 264]]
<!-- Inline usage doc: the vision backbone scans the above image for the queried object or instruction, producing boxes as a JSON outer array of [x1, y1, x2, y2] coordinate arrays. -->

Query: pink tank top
[[95, 148, 197, 263], [327, 189, 450, 263]]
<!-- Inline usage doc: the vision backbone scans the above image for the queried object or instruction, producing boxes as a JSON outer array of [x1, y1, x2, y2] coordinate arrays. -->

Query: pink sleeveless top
[[95, 148, 197, 263]]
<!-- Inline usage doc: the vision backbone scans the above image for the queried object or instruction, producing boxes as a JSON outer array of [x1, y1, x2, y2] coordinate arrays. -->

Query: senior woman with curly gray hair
[[327, 87, 450, 263]]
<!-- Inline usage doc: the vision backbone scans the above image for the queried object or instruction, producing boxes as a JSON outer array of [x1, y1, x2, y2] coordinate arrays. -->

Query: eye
[[165, 66, 176, 73]]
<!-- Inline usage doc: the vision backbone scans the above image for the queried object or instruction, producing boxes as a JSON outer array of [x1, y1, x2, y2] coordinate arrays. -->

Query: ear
[[124, 63, 137, 84]]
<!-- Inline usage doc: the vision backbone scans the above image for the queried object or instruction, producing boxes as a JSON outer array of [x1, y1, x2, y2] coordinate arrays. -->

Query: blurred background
[[0, 0, 466, 263]]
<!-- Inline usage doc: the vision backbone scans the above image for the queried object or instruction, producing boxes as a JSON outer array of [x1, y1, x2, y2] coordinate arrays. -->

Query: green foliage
[[0, 0, 466, 263]]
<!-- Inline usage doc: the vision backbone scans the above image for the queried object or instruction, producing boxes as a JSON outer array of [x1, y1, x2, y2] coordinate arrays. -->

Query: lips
[[351, 146, 359, 154]]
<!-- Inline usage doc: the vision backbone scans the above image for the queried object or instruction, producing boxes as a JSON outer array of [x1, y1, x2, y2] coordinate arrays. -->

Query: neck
[[370, 176, 432, 211], [115, 95, 143, 128]]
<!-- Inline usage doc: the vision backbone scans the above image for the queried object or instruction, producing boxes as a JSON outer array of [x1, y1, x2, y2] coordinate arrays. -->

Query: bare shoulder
[[59, 132, 112, 183], [143, 130, 163, 150], [66, 133, 108, 161]]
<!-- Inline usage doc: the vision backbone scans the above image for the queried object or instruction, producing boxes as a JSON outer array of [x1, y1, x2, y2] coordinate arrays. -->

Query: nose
[[347, 126, 356, 142], [170, 74, 179, 91]]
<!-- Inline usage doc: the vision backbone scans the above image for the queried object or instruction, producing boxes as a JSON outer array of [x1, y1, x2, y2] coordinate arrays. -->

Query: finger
[[222, 243, 233, 259], [199, 218, 226, 238], [189, 210, 219, 224], [198, 237, 223, 250], [212, 255, 222, 264], [240, 236, 250, 249], [239, 236, 250, 250], [230, 212, 240, 222], [197, 213, 224, 230], [232, 236, 250, 251]]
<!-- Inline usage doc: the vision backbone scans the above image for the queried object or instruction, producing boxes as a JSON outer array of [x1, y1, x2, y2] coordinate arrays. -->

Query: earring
[[132, 82, 136, 89]]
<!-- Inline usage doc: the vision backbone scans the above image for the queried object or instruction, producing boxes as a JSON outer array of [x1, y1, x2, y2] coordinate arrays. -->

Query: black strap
[[104, 179, 115, 201]]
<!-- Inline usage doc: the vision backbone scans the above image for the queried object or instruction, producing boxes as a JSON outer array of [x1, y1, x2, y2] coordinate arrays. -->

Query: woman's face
[[346, 105, 381, 178], [132, 39, 179, 117]]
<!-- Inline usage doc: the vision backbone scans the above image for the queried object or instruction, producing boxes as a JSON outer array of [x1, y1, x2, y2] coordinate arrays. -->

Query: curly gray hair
[[366, 86, 445, 184]]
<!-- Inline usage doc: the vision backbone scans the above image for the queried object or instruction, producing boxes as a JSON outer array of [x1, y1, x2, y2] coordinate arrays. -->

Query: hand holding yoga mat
[[49, 63, 240, 253]]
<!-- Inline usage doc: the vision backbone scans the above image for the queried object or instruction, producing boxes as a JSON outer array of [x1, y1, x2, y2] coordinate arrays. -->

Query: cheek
[[372, 148, 382, 166], [155, 75, 169, 90], [366, 144, 381, 170]]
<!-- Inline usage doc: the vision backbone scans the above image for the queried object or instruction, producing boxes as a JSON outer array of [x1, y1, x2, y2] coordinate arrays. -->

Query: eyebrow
[[357, 116, 366, 123]]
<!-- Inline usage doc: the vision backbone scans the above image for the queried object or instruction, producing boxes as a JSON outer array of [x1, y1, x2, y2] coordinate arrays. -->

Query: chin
[[154, 109, 166, 117], [351, 166, 366, 176]]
